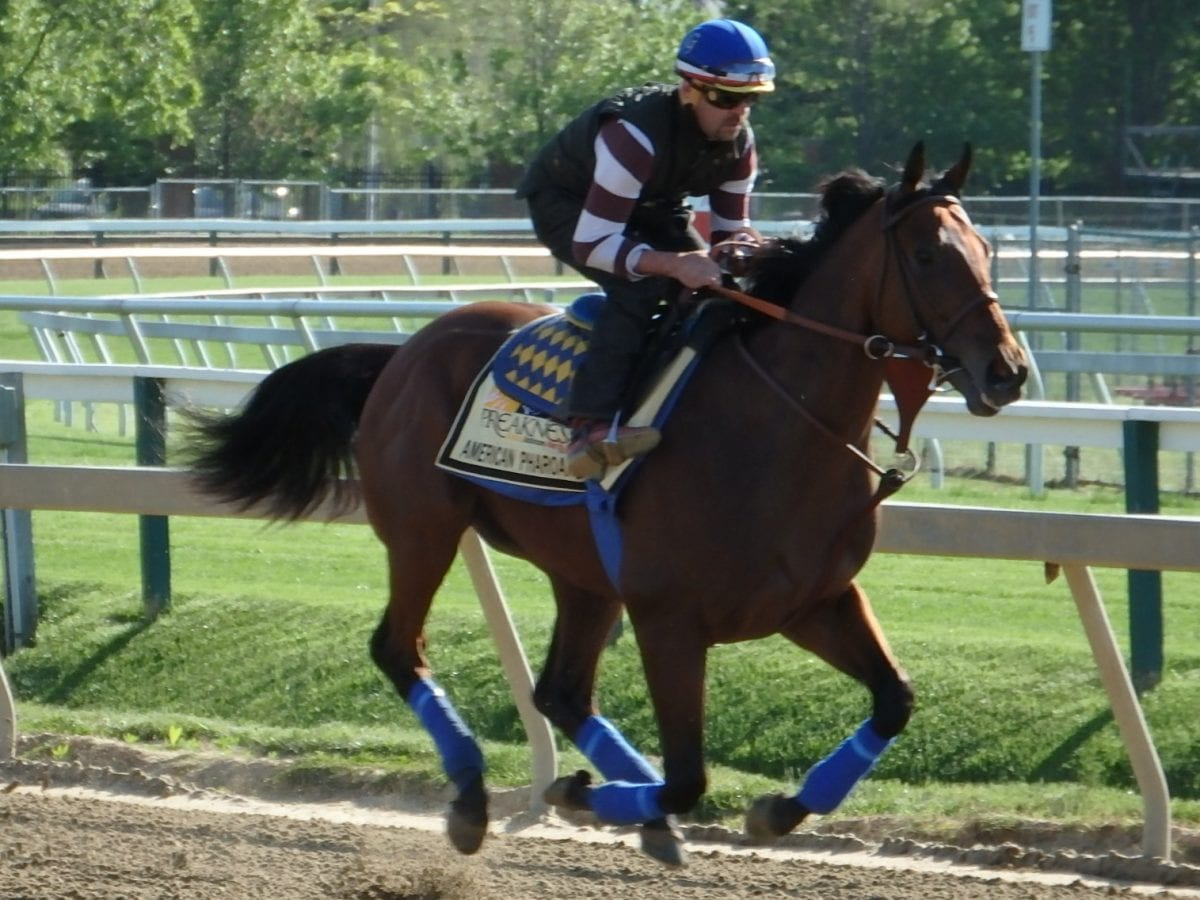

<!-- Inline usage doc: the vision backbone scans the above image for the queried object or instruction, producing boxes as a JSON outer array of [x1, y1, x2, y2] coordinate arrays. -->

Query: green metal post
[[1063, 224, 1082, 487], [1123, 419, 1162, 691], [0, 375, 37, 653], [134, 377, 171, 617]]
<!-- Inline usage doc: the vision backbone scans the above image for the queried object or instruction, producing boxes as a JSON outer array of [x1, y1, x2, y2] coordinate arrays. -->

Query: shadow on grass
[[1030, 708, 1114, 782], [10, 582, 157, 705], [39, 617, 155, 704]]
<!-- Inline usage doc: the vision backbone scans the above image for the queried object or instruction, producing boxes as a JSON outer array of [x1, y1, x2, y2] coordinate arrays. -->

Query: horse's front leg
[[746, 581, 913, 842], [538, 596, 706, 868]]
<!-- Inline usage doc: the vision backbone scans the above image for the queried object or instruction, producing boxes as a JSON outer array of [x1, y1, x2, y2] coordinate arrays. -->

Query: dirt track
[[2, 740, 1199, 900]]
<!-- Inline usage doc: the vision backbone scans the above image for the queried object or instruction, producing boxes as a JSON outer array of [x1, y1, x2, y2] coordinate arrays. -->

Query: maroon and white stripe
[[572, 119, 654, 279], [708, 146, 757, 242], [572, 115, 759, 276]]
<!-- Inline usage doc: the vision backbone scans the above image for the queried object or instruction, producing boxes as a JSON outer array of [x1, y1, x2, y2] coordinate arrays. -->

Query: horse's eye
[[913, 246, 935, 266]]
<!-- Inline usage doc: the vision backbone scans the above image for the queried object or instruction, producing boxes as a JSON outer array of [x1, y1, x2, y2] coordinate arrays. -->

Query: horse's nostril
[[988, 361, 1028, 392]]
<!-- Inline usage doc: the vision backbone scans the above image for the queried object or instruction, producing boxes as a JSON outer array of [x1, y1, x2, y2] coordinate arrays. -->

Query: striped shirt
[[571, 118, 758, 280]]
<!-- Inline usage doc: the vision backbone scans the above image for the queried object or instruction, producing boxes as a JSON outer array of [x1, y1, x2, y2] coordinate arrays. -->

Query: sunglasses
[[691, 82, 760, 110]]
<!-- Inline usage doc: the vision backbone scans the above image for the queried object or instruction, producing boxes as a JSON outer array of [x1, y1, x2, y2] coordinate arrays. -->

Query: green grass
[[4, 401, 1200, 837], [3, 271, 1200, 841]]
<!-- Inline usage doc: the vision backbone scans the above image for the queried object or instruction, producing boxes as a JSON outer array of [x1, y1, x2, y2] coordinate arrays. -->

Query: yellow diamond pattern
[[494, 312, 592, 412]]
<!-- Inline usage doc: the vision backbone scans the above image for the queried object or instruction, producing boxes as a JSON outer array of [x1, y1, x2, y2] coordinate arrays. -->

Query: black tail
[[183, 343, 400, 520]]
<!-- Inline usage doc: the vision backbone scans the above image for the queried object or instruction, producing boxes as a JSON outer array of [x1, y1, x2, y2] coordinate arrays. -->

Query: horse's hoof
[[640, 817, 687, 868], [543, 769, 593, 812], [447, 777, 489, 854], [744, 793, 807, 844]]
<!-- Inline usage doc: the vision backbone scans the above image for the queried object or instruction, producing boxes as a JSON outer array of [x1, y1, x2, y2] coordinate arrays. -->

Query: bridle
[[710, 191, 999, 487], [717, 191, 1002, 618], [716, 194, 996, 367], [877, 193, 999, 378]]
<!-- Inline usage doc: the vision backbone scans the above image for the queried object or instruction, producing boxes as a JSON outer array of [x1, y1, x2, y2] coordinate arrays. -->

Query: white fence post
[[1061, 564, 1171, 860], [457, 529, 557, 810]]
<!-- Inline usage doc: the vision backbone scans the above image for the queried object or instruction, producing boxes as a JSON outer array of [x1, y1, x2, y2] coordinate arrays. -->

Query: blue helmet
[[675, 19, 775, 93]]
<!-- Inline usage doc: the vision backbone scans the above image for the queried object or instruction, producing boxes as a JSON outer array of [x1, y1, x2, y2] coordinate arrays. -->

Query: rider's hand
[[669, 250, 724, 290], [632, 248, 722, 289]]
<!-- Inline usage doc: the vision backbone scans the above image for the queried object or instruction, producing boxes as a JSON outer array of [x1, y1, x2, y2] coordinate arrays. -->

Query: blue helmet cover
[[676, 19, 775, 92]]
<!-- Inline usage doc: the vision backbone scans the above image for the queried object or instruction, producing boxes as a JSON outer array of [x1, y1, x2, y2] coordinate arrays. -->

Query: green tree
[[1043, 0, 1200, 191], [394, 0, 691, 182], [0, 0, 198, 179], [189, 0, 435, 179], [740, 0, 1033, 193], [745, 0, 1200, 194], [4, 0, 1200, 192]]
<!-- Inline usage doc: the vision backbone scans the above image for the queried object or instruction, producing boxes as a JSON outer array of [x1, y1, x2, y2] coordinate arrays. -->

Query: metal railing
[[0, 180, 1198, 232]]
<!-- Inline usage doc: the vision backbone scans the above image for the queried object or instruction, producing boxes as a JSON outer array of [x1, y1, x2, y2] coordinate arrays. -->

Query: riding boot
[[562, 297, 662, 480]]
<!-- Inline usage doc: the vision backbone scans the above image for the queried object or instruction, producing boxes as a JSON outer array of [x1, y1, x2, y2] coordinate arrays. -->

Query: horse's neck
[[745, 232, 888, 428], [794, 220, 884, 336]]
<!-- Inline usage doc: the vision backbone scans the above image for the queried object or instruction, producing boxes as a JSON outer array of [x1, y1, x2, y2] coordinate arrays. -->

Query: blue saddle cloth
[[491, 293, 605, 416], [439, 293, 731, 590]]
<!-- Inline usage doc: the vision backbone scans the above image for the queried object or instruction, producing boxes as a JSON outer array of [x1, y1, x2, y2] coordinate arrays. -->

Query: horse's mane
[[745, 168, 888, 306]]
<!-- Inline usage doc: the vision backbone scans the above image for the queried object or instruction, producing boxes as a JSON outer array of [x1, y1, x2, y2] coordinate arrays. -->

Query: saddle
[[436, 292, 737, 498], [492, 292, 736, 420]]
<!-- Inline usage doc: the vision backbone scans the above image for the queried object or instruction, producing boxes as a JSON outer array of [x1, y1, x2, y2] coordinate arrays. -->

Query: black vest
[[516, 83, 752, 210]]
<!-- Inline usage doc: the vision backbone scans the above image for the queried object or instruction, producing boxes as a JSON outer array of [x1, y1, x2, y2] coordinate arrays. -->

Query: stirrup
[[566, 423, 661, 480], [565, 435, 608, 480], [597, 424, 661, 465]]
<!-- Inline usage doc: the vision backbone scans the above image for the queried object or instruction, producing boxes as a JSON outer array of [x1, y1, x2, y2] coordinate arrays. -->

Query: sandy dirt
[[2, 737, 1199, 900]]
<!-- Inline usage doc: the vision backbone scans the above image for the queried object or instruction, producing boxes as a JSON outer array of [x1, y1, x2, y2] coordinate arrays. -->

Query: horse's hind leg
[[534, 578, 684, 865], [747, 581, 914, 842], [535, 576, 661, 784], [369, 527, 489, 854]]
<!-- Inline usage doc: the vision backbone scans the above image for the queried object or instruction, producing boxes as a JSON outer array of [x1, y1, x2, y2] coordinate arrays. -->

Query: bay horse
[[184, 143, 1027, 867]]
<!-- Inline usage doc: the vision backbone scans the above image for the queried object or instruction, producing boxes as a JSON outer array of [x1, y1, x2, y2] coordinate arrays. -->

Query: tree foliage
[[391, 0, 691, 181], [741, 0, 1200, 193], [0, 0, 1198, 192], [189, 0, 435, 178], [0, 0, 198, 180]]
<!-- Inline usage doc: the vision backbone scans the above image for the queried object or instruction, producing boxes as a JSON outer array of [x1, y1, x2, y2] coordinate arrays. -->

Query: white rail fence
[[0, 466, 1194, 860], [2, 281, 1198, 491], [0, 365, 1197, 859], [0, 241, 591, 294]]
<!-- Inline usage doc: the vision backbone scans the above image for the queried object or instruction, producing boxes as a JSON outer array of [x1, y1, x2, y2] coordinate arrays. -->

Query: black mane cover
[[746, 168, 886, 307]]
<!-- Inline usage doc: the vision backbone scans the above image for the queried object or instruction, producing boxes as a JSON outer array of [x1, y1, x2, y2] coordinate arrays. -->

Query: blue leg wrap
[[796, 719, 893, 815], [576, 715, 662, 784], [407, 678, 485, 793], [588, 781, 666, 826]]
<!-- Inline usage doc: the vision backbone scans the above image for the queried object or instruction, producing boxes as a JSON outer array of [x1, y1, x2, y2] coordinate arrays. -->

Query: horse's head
[[877, 142, 1028, 416]]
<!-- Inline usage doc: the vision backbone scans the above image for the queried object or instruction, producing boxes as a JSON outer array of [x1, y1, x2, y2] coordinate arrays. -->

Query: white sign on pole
[[1021, 0, 1052, 52]]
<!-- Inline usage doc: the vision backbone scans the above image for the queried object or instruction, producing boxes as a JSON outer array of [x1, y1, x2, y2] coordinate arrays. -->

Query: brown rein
[[707, 281, 936, 365], [705, 282, 931, 486], [705, 193, 991, 486]]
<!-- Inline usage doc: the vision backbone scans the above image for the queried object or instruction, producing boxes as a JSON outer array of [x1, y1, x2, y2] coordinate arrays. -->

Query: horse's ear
[[900, 141, 926, 193], [938, 142, 973, 196]]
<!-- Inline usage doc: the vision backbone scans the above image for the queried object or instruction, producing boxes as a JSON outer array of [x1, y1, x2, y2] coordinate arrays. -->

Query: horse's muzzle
[[944, 342, 1028, 416]]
